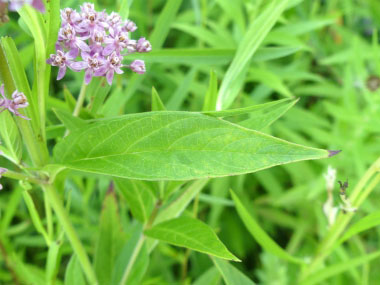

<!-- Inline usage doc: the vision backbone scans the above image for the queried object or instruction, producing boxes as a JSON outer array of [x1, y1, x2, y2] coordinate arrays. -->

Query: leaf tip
[[328, 150, 342, 158]]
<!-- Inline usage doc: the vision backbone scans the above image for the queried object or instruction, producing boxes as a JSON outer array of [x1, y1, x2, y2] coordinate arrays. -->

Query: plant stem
[[119, 200, 162, 285], [43, 184, 98, 285], [301, 159, 380, 280], [119, 234, 145, 285], [73, 81, 88, 117]]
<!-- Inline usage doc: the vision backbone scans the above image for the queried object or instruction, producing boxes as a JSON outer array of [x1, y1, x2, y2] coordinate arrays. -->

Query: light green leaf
[[114, 178, 156, 223], [212, 257, 255, 285], [273, 19, 335, 36], [87, 77, 111, 115], [204, 98, 294, 118], [239, 98, 299, 130], [152, 87, 167, 111], [53, 112, 329, 181], [216, 0, 289, 110], [53, 109, 87, 132], [126, 46, 302, 65], [230, 190, 304, 265], [46, 241, 61, 285], [144, 216, 240, 261], [202, 70, 218, 112], [0, 111, 22, 164], [94, 190, 126, 285], [338, 211, 380, 245], [64, 255, 86, 285], [302, 250, 380, 285]]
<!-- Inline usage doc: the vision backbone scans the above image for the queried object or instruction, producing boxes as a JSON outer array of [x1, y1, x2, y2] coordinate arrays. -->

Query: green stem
[[44, 191, 54, 241], [43, 184, 98, 285], [73, 81, 88, 117], [119, 200, 162, 285], [3, 170, 45, 185], [119, 234, 145, 285]]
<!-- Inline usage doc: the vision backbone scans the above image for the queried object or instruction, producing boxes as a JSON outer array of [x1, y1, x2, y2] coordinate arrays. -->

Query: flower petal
[[57, 66, 67, 80]]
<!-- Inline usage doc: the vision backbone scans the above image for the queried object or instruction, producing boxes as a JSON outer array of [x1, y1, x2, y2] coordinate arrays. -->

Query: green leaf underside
[[53, 111, 328, 181], [144, 217, 239, 261]]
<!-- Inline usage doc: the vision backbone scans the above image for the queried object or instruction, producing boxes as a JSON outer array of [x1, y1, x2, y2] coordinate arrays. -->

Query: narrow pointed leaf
[[53, 112, 329, 181], [216, 0, 289, 110], [94, 190, 126, 285], [114, 178, 156, 223], [231, 190, 304, 265], [152, 87, 166, 111], [144, 216, 239, 261]]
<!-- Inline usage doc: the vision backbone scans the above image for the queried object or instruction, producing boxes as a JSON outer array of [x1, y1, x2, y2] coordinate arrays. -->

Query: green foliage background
[[1, 0, 380, 284]]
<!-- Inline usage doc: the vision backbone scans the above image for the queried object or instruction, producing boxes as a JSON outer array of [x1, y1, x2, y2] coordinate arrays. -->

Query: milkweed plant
[[0, 1, 380, 284]]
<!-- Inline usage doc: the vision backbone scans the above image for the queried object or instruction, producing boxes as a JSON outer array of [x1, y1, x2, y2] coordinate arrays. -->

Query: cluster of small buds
[[0, 0, 45, 12], [0, 84, 30, 120], [0, 167, 6, 190], [47, 3, 152, 85]]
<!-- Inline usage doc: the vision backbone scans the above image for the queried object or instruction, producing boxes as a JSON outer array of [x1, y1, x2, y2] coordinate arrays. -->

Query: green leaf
[[216, 0, 289, 110], [46, 241, 61, 285], [212, 257, 255, 285], [64, 255, 86, 285], [94, 190, 126, 285], [114, 178, 156, 223], [302, 250, 380, 285], [87, 77, 111, 115], [239, 98, 299, 130], [193, 267, 221, 285], [53, 109, 87, 132], [126, 46, 302, 65], [144, 216, 240, 261], [152, 87, 166, 111], [204, 98, 294, 118], [338, 211, 380, 245], [202, 70, 218, 112], [53, 112, 329, 180], [166, 68, 197, 110], [0, 111, 22, 164], [230, 190, 304, 265]]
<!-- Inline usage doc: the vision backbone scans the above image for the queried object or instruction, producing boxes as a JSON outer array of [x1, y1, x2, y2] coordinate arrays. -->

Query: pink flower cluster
[[0, 84, 30, 120], [47, 3, 151, 85], [0, 0, 45, 12]]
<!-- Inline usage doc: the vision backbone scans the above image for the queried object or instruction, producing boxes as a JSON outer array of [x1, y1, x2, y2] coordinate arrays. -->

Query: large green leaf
[[53, 111, 328, 180], [212, 258, 255, 285], [231, 190, 304, 265], [144, 216, 239, 261]]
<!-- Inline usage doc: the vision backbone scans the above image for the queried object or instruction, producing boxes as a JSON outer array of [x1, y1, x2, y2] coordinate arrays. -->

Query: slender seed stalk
[[43, 184, 98, 285], [301, 159, 380, 281], [73, 81, 88, 117]]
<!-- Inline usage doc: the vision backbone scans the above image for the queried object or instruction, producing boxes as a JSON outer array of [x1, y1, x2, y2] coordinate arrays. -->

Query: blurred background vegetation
[[1, 0, 380, 284]]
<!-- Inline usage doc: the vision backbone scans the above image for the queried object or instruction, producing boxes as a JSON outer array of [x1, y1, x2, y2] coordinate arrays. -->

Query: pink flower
[[0, 84, 30, 120], [136, 37, 152, 53], [46, 50, 76, 80], [130, 60, 146, 74], [72, 52, 105, 84], [47, 4, 151, 85], [3, 0, 45, 12]]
